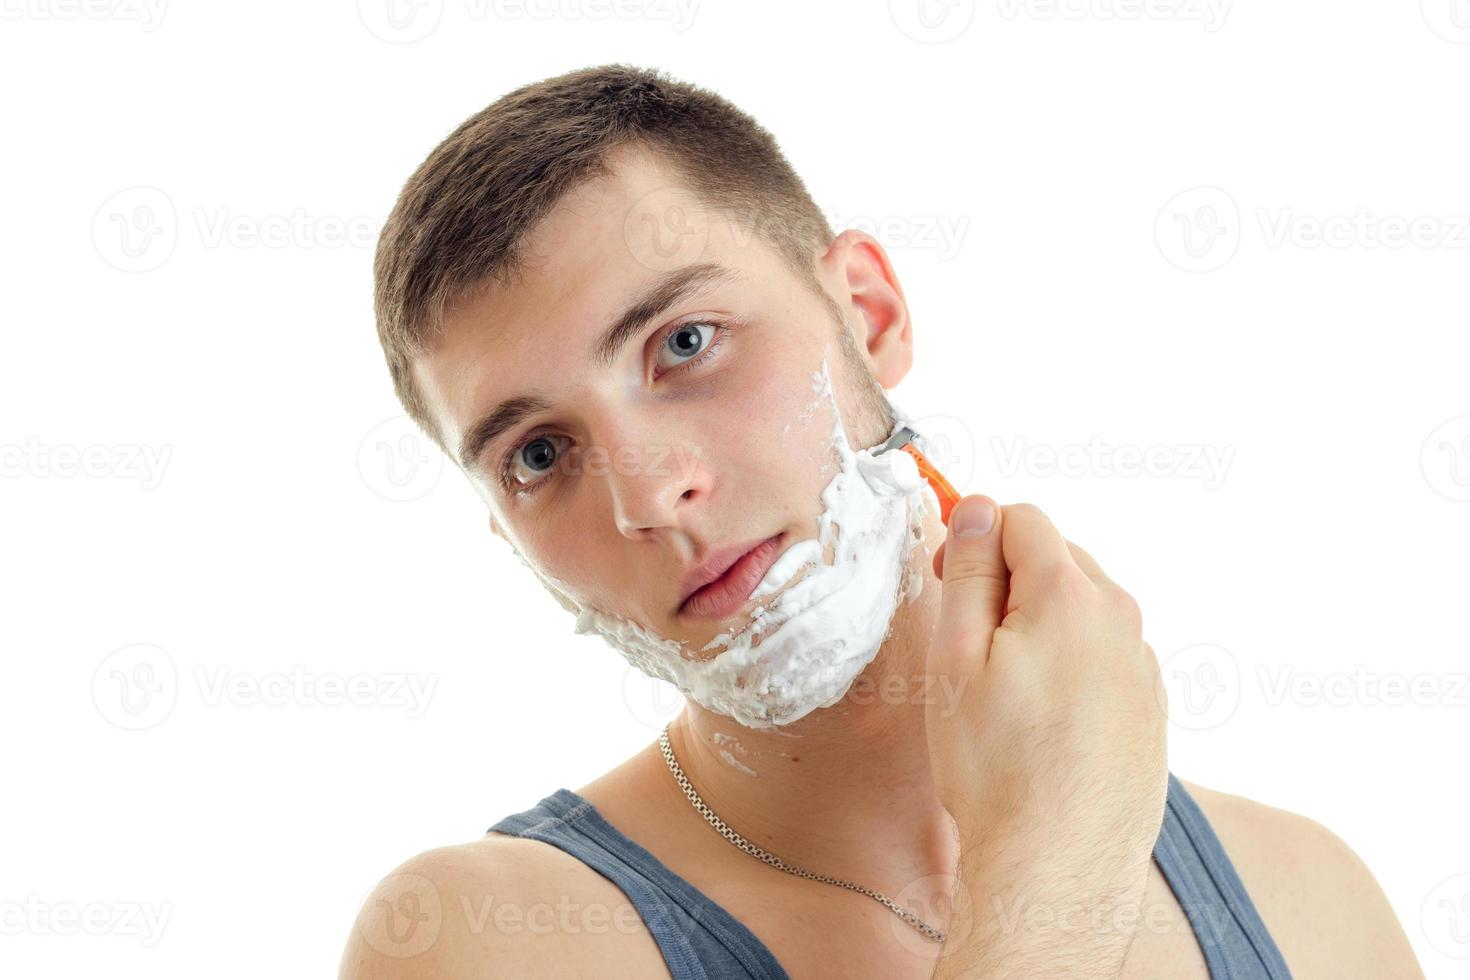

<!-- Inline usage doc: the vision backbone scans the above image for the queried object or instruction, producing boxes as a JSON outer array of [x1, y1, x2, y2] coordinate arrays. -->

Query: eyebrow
[[457, 261, 740, 475]]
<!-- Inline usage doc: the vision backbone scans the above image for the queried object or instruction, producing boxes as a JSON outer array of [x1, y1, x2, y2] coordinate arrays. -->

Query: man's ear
[[822, 229, 914, 389]]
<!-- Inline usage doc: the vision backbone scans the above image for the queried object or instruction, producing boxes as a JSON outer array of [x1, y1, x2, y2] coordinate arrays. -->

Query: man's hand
[[925, 497, 1168, 978]]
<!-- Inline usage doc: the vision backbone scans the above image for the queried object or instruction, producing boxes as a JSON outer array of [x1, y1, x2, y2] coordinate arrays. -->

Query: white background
[[2, 1, 1467, 976]]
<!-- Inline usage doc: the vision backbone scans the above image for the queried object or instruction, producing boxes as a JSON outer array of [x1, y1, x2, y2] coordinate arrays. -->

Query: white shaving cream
[[520, 353, 936, 729], [712, 732, 758, 776]]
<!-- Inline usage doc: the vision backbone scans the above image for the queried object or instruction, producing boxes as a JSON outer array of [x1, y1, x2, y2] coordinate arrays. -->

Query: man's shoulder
[[336, 833, 672, 980], [1178, 778, 1422, 978]]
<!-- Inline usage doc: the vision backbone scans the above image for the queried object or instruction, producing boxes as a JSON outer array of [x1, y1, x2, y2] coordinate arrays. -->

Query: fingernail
[[952, 500, 995, 538]]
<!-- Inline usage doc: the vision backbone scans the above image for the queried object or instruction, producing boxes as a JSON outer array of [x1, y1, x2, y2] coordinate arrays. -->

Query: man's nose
[[602, 436, 708, 539]]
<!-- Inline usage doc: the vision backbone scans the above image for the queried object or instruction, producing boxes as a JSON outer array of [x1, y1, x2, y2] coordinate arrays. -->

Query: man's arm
[[337, 836, 672, 980], [1184, 781, 1424, 978]]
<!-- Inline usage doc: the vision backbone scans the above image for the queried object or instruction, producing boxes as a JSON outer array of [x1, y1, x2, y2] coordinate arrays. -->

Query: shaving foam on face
[[526, 352, 935, 729]]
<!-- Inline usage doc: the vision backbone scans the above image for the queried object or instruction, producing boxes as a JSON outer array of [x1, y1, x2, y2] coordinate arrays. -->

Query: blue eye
[[656, 321, 716, 372], [506, 434, 570, 491]]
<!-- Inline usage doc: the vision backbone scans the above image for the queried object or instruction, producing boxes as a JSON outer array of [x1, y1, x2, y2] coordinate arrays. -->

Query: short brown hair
[[373, 63, 839, 455]]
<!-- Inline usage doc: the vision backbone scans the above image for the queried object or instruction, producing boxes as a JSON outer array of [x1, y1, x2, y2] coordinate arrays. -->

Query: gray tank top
[[487, 771, 1292, 978]]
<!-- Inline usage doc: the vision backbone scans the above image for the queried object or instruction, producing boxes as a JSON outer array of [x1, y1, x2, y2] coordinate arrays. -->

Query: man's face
[[414, 147, 910, 653]]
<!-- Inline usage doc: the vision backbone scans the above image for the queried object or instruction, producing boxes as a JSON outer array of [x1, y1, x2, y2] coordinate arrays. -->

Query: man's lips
[[677, 533, 785, 621]]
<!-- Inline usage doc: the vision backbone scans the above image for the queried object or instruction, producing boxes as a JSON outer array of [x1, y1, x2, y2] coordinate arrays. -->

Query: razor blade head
[[875, 425, 919, 456]]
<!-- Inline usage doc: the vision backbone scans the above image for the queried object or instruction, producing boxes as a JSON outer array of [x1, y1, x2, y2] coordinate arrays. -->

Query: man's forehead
[[440, 162, 734, 351], [415, 149, 792, 458], [527, 144, 707, 257]]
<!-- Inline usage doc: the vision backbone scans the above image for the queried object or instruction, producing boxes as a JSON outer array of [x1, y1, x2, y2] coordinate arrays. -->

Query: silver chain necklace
[[657, 723, 947, 943]]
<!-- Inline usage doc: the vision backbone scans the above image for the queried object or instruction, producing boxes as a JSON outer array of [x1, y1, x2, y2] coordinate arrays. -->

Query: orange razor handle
[[899, 443, 962, 527]]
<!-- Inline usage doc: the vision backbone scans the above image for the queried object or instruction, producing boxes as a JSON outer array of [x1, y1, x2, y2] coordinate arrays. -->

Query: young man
[[340, 65, 1421, 978]]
